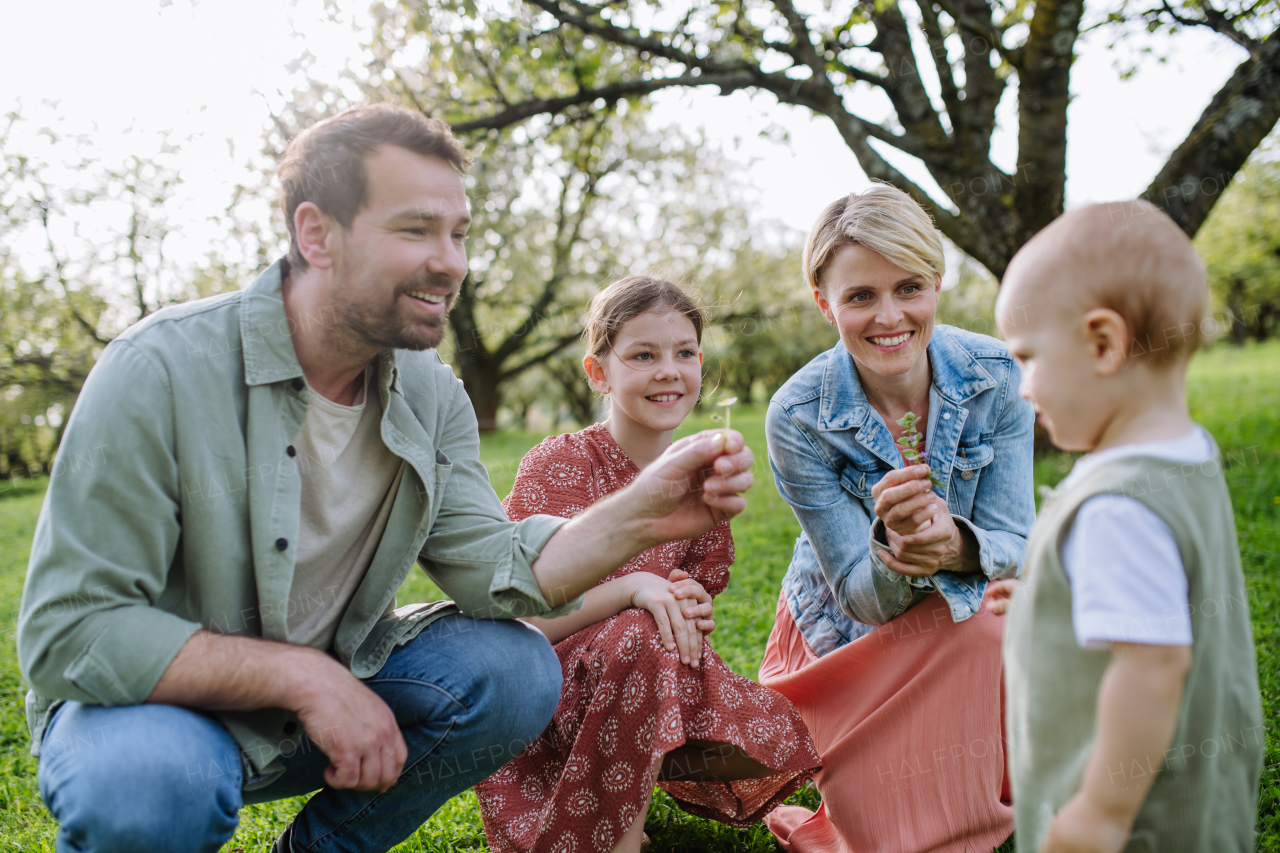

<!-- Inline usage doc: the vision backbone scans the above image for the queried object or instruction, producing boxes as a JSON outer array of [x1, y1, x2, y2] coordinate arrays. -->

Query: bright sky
[[0, 0, 1249, 273]]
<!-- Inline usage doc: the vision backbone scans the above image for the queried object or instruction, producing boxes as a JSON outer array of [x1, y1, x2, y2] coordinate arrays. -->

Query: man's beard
[[338, 268, 460, 354]]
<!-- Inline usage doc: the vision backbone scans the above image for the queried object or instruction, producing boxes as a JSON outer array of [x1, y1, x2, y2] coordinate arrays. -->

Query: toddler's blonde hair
[[803, 184, 945, 293]]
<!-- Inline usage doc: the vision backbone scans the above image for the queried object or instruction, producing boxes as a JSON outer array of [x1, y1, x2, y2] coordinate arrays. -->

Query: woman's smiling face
[[814, 242, 941, 379]]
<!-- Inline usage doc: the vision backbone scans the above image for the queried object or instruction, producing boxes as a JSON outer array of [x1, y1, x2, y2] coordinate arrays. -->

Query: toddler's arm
[[1042, 641, 1191, 853]]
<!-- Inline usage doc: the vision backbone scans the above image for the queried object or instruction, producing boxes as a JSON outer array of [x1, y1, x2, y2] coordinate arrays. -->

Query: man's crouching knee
[[487, 621, 563, 754]]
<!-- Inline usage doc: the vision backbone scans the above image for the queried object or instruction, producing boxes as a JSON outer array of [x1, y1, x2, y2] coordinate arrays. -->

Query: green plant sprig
[[896, 411, 944, 487], [709, 396, 738, 433]]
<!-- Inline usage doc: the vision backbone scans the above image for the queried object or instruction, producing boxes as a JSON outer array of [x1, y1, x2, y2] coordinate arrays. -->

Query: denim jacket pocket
[[838, 466, 874, 499], [949, 442, 994, 514]]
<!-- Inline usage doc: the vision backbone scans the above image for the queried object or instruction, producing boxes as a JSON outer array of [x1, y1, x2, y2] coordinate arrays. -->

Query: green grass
[[0, 340, 1276, 851]]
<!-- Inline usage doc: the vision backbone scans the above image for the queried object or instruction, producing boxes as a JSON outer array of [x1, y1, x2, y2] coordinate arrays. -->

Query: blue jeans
[[36, 615, 562, 853]]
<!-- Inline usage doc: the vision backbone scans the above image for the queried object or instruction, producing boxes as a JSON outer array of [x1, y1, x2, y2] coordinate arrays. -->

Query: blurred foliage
[[0, 111, 247, 478], [936, 255, 1000, 339], [1195, 139, 1280, 343], [700, 242, 839, 407]]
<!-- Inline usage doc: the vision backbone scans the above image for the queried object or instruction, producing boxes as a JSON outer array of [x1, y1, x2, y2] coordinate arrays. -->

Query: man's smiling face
[[332, 144, 471, 352]]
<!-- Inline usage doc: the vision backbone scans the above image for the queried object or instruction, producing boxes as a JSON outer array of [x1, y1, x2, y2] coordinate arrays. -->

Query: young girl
[[475, 276, 820, 853]]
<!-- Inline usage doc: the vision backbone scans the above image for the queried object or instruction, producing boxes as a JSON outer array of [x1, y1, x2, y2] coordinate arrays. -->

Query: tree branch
[[864, 0, 951, 151], [451, 71, 761, 133], [933, 0, 1025, 67], [770, 0, 828, 80], [499, 329, 585, 380], [916, 0, 965, 127], [1154, 0, 1260, 50], [466, 33, 514, 107], [826, 57, 892, 89], [529, 0, 752, 74], [36, 197, 112, 346], [1144, 31, 1280, 235], [820, 108, 998, 271], [495, 123, 613, 362]]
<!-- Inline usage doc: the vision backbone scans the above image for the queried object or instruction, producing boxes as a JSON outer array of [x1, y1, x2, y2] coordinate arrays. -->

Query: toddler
[[988, 200, 1263, 852]]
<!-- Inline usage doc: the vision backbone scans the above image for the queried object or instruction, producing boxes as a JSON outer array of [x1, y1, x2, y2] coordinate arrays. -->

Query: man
[[17, 104, 754, 853]]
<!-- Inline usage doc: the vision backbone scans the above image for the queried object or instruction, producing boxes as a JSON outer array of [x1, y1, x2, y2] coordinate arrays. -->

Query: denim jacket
[[766, 325, 1035, 657]]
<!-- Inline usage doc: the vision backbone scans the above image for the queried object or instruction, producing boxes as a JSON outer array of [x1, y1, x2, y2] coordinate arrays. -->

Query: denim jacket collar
[[817, 327, 998, 432]]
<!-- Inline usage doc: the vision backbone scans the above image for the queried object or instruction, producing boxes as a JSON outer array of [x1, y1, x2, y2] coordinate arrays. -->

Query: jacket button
[[291, 378, 304, 391], [286, 445, 297, 457], [960, 469, 974, 480], [275, 538, 288, 551]]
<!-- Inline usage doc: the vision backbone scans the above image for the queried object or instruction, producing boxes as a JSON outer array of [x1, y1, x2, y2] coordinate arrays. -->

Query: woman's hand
[[872, 465, 977, 576], [627, 570, 714, 668], [872, 465, 938, 536], [879, 507, 973, 576]]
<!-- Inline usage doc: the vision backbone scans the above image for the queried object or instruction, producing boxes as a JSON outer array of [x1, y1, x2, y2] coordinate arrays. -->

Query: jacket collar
[[239, 259, 403, 393], [817, 325, 997, 432]]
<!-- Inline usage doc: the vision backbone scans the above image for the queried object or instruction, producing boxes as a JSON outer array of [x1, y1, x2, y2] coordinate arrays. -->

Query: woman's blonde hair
[[583, 275, 705, 366], [803, 184, 945, 292]]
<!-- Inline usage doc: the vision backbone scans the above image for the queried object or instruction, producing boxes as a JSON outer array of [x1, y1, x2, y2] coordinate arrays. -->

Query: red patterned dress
[[476, 422, 821, 853]]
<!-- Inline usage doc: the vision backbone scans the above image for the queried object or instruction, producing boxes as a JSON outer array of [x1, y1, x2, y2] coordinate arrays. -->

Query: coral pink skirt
[[759, 593, 1013, 853]]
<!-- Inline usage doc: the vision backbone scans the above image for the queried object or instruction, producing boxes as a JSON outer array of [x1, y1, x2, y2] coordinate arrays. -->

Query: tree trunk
[[1227, 278, 1249, 344], [456, 354, 503, 431], [1255, 304, 1275, 342]]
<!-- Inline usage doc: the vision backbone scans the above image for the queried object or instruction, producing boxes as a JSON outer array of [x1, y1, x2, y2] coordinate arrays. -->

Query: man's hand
[[292, 654, 408, 792], [531, 430, 752, 607], [1040, 793, 1130, 853], [629, 429, 754, 544], [148, 630, 407, 793]]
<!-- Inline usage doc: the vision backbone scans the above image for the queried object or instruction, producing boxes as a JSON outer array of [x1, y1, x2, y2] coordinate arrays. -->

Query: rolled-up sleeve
[[767, 401, 923, 626], [418, 382, 581, 620], [18, 340, 201, 707]]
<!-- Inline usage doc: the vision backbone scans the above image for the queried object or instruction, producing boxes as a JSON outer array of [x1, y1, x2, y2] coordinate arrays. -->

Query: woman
[[759, 185, 1035, 853]]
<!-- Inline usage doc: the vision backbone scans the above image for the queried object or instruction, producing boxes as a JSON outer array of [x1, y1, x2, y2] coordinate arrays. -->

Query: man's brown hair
[[278, 104, 472, 270]]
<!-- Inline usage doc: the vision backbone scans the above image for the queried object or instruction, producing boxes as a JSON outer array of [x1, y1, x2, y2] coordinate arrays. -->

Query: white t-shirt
[[288, 369, 404, 650], [1057, 428, 1212, 649]]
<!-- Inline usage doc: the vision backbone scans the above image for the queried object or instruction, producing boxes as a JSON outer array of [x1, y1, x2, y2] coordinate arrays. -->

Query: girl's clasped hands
[[625, 568, 715, 668]]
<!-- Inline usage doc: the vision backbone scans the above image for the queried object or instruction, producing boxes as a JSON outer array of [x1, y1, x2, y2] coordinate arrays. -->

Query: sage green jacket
[[1005, 444, 1262, 852], [17, 261, 579, 788]]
